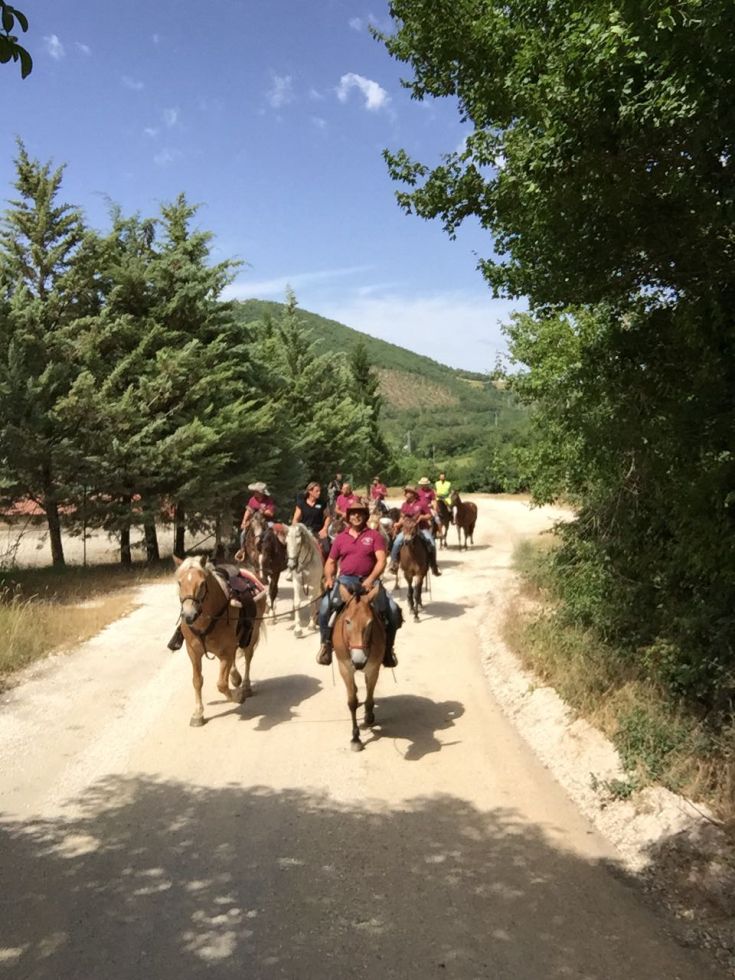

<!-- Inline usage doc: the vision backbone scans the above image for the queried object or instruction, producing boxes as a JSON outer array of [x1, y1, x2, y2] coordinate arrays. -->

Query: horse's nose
[[182, 607, 197, 625], [350, 648, 368, 670]]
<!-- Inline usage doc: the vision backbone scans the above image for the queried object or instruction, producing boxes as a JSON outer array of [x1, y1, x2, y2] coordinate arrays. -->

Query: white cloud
[[336, 72, 389, 112], [266, 73, 294, 109], [75, 42, 91, 56], [318, 291, 522, 370], [154, 148, 180, 167], [349, 17, 364, 31], [152, 33, 160, 45], [43, 35, 65, 60], [311, 116, 327, 130], [223, 265, 372, 301], [163, 107, 179, 127], [308, 87, 324, 101], [144, 127, 159, 138], [122, 75, 144, 91]]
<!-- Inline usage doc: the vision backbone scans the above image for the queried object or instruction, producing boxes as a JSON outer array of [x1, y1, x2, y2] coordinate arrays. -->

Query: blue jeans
[[319, 575, 401, 642], [390, 529, 435, 564]]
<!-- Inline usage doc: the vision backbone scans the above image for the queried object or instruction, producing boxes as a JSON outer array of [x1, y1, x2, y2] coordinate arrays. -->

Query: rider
[[327, 471, 343, 510], [317, 497, 401, 669], [334, 481, 359, 519], [388, 485, 442, 577], [291, 481, 330, 558], [239, 481, 276, 552], [418, 476, 440, 534], [435, 471, 453, 523], [370, 475, 388, 510]]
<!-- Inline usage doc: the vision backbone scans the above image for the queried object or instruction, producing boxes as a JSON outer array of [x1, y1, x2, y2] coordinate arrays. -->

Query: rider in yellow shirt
[[435, 472, 452, 507]]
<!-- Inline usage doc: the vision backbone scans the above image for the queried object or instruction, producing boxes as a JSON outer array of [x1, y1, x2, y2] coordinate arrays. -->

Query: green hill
[[233, 299, 529, 491]]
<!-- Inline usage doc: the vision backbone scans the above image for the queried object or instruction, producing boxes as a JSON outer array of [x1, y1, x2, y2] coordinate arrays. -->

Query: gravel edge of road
[[475, 567, 735, 975]]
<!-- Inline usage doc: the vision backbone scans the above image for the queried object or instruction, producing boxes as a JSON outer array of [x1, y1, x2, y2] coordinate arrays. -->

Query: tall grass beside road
[[505, 539, 734, 824], [0, 561, 170, 688]]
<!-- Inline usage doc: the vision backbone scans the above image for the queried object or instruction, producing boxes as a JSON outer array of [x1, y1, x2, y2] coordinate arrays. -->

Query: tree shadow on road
[[0, 778, 720, 980]]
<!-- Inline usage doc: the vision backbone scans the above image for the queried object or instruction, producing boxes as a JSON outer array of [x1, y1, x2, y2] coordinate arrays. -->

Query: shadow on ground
[[370, 695, 464, 761], [0, 779, 722, 979]]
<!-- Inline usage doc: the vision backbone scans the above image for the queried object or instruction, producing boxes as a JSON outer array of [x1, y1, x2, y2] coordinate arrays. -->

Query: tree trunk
[[143, 498, 160, 563], [42, 467, 65, 568], [120, 495, 132, 566], [174, 502, 186, 557]]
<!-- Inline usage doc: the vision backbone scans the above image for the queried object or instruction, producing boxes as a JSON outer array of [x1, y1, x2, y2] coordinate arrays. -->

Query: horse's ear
[[173, 555, 183, 567], [198, 554, 207, 568], [338, 583, 351, 605], [365, 584, 380, 604]]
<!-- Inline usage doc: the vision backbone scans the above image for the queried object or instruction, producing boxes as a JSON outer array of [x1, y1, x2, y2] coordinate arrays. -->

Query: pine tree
[[349, 338, 391, 487], [0, 143, 96, 566]]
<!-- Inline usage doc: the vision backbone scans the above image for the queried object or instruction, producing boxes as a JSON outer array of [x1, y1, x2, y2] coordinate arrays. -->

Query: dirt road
[[0, 498, 724, 979]]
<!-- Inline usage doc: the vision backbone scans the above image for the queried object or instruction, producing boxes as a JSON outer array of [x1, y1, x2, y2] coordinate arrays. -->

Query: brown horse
[[246, 510, 287, 621], [451, 490, 478, 550], [174, 555, 266, 727], [399, 515, 430, 620], [332, 582, 386, 751], [435, 497, 452, 549]]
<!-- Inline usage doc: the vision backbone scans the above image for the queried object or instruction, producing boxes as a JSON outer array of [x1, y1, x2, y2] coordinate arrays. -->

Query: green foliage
[[0, 3, 31, 78]]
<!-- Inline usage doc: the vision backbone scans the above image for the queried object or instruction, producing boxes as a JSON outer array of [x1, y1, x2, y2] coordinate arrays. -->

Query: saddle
[[213, 564, 266, 647]]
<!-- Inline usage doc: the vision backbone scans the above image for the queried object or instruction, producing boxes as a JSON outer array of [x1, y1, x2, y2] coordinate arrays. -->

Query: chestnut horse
[[399, 515, 430, 621], [174, 555, 266, 727], [451, 490, 477, 550], [435, 497, 452, 549], [332, 582, 386, 751], [246, 510, 287, 621]]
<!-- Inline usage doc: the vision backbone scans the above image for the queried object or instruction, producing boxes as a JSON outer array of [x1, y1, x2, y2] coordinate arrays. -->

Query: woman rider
[[291, 481, 330, 559]]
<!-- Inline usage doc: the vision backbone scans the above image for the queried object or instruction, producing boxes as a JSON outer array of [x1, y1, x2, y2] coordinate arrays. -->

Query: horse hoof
[[189, 715, 205, 728], [351, 740, 364, 752], [245, 685, 255, 696]]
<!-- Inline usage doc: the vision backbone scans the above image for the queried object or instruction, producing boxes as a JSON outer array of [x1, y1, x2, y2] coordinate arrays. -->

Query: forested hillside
[[234, 299, 528, 489]]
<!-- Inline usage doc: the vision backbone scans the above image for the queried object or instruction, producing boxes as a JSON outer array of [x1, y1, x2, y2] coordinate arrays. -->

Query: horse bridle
[[178, 574, 229, 639]]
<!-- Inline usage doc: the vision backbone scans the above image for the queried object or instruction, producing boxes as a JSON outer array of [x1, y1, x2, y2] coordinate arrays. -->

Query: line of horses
[[173, 490, 478, 749]]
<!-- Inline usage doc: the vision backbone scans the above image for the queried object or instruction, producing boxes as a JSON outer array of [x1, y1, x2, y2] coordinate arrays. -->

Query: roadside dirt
[[0, 497, 728, 979]]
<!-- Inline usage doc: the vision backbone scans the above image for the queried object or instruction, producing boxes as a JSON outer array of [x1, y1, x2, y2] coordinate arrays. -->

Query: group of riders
[[234, 470, 455, 671]]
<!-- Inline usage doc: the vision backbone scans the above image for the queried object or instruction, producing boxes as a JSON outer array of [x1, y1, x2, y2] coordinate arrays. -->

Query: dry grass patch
[[0, 560, 170, 688], [505, 539, 735, 822]]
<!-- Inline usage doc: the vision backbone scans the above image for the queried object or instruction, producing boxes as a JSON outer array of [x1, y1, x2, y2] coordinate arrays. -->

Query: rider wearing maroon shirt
[[389, 485, 441, 577], [317, 497, 401, 668]]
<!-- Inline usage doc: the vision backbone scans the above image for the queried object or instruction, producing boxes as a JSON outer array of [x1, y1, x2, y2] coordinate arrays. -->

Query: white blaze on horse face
[[180, 567, 205, 623], [350, 647, 368, 669]]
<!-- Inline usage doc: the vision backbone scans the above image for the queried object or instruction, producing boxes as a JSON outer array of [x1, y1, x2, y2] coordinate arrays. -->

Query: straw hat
[[403, 485, 418, 495], [418, 477, 431, 486], [248, 481, 270, 494]]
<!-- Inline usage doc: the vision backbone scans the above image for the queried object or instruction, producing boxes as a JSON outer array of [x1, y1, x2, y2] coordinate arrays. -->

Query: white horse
[[285, 523, 324, 637]]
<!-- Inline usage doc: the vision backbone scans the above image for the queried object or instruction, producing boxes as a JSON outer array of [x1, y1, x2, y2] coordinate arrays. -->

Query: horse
[[332, 582, 386, 751], [398, 515, 430, 620], [451, 490, 478, 550], [248, 510, 287, 620], [435, 497, 452, 549], [285, 523, 324, 637], [174, 555, 266, 727]]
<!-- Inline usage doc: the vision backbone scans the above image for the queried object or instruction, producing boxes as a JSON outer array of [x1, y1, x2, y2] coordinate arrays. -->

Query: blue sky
[[1, 0, 520, 370]]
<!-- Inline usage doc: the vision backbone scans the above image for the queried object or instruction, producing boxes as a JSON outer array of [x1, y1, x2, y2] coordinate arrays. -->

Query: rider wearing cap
[[239, 481, 276, 550], [317, 496, 401, 668], [389, 485, 442, 577]]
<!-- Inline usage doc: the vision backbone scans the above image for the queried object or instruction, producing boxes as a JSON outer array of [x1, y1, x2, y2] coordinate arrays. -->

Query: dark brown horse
[[451, 490, 477, 550], [332, 582, 386, 751], [174, 555, 266, 726], [244, 511, 287, 621], [399, 515, 430, 620], [435, 497, 452, 549]]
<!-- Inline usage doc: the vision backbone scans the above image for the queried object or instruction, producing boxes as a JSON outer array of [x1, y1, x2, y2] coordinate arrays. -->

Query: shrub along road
[[0, 498, 725, 979]]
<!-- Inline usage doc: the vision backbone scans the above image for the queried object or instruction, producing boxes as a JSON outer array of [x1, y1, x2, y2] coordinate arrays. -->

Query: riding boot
[[383, 626, 398, 668], [167, 626, 184, 651], [317, 640, 332, 666], [431, 554, 442, 576]]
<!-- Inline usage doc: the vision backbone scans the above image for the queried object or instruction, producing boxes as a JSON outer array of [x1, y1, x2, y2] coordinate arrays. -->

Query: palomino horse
[[435, 497, 452, 549], [174, 555, 266, 727], [451, 490, 478, 550], [332, 582, 386, 751], [246, 510, 287, 621], [285, 522, 324, 637], [398, 515, 430, 621]]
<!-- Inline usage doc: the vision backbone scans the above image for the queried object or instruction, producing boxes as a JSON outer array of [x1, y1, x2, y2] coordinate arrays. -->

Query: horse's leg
[[416, 573, 424, 612], [269, 570, 279, 623], [217, 646, 243, 703], [186, 640, 206, 727], [336, 655, 362, 751], [293, 576, 303, 637], [363, 656, 381, 729]]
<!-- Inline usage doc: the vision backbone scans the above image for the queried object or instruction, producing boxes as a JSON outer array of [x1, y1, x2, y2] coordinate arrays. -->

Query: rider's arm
[[324, 556, 337, 589], [319, 509, 330, 537], [241, 506, 254, 529], [364, 549, 386, 590], [291, 505, 302, 525]]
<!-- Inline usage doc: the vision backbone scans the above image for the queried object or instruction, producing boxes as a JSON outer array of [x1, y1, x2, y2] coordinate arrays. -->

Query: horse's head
[[174, 554, 210, 625], [450, 490, 460, 507], [286, 522, 306, 570], [250, 509, 267, 546], [338, 582, 380, 670], [328, 514, 345, 539], [402, 515, 421, 542]]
